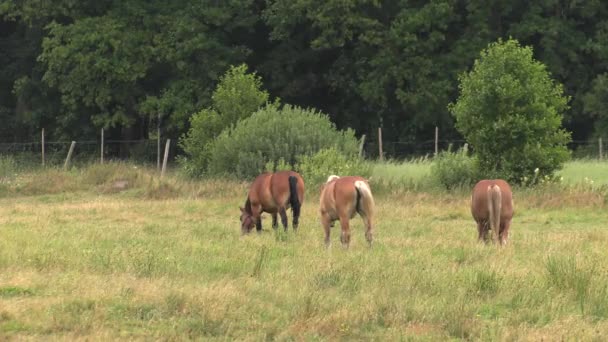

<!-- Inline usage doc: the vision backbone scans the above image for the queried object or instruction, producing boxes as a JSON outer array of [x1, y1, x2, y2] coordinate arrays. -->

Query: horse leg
[[279, 207, 289, 232], [272, 212, 278, 230], [321, 215, 332, 248], [500, 219, 512, 246], [477, 221, 488, 243], [255, 215, 262, 233], [361, 214, 373, 247], [339, 215, 351, 249]]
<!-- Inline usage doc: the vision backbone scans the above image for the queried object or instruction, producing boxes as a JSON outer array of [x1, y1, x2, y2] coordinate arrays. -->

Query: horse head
[[239, 206, 255, 234]]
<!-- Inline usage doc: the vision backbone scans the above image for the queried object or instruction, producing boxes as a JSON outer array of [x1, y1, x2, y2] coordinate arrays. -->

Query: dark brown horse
[[240, 170, 305, 234], [319, 175, 375, 248], [471, 179, 514, 245]]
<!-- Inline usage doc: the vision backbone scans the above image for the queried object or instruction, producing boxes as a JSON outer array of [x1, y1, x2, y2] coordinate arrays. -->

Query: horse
[[471, 179, 514, 245], [239, 170, 305, 234], [319, 175, 375, 248]]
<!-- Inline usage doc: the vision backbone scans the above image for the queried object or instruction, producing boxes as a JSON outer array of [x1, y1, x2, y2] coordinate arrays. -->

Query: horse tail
[[326, 175, 340, 183], [354, 180, 374, 220], [288, 175, 301, 220], [487, 184, 502, 243]]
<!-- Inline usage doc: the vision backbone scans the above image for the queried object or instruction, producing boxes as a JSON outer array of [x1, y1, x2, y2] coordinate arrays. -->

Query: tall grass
[[0, 163, 607, 339]]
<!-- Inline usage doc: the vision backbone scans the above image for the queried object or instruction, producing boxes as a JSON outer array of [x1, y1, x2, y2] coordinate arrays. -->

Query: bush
[[449, 38, 571, 184], [0, 155, 18, 179], [179, 64, 271, 177], [297, 148, 371, 187], [207, 105, 360, 179], [431, 147, 479, 190]]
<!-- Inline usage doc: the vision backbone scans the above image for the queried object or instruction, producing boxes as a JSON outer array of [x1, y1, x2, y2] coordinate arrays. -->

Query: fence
[[0, 137, 177, 173], [1, 129, 606, 167]]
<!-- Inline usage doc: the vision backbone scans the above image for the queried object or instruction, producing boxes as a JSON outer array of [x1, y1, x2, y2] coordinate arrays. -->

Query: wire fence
[[0, 139, 178, 169], [0, 136, 606, 169], [363, 139, 607, 160]]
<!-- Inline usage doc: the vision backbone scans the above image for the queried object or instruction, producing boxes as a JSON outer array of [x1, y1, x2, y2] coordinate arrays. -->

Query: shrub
[[0, 155, 18, 179], [207, 105, 359, 179], [297, 148, 371, 187], [179, 64, 271, 177], [449, 38, 571, 184], [431, 147, 479, 190]]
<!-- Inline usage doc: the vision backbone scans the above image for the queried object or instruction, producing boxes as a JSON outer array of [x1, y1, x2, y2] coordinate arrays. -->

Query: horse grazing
[[471, 179, 514, 245], [240, 170, 305, 234], [319, 175, 375, 248]]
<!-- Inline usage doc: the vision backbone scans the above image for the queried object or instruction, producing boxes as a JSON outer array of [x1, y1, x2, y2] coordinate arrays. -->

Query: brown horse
[[240, 170, 305, 234], [319, 175, 375, 248], [471, 179, 514, 245]]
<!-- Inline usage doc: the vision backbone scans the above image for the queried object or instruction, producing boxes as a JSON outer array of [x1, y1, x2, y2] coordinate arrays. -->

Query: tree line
[[1, 0, 607, 152]]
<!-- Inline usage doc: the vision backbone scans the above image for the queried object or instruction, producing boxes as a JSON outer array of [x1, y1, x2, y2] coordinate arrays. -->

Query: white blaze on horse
[[471, 179, 514, 245], [319, 175, 375, 248]]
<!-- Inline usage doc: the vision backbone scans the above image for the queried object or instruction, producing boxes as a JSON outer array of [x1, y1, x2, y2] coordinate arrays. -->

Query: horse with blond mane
[[471, 179, 514, 245], [319, 175, 375, 248], [240, 170, 305, 234]]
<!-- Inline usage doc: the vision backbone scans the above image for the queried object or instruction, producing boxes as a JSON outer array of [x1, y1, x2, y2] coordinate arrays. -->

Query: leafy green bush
[[431, 147, 479, 190], [0, 155, 18, 179], [207, 105, 359, 179], [179, 64, 271, 177], [297, 148, 371, 187], [449, 38, 571, 184]]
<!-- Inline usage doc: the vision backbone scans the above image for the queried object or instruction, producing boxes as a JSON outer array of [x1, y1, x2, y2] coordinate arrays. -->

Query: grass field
[[1, 162, 608, 340]]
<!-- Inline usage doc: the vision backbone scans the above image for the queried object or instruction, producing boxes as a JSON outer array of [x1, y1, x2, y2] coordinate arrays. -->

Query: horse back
[[248, 173, 274, 206], [471, 179, 514, 221], [322, 176, 369, 218]]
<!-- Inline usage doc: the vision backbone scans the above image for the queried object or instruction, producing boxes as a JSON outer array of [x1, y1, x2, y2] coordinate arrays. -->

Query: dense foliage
[[450, 39, 571, 183], [1, 1, 608, 154], [297, 148, 371, 187], [179, 65, 270, 177], [431, 148, 479, 190], [207, 105, 359, 179]]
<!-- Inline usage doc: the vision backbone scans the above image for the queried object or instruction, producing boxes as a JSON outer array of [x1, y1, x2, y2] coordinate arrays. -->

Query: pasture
[[1, 162, 608, 340]]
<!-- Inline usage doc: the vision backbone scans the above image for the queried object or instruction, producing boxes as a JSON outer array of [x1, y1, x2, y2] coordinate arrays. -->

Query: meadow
[[1, 160, 608, 340]]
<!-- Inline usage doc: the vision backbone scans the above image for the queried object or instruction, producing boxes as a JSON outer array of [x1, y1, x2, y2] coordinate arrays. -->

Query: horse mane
[[244, 197, 252, 215]]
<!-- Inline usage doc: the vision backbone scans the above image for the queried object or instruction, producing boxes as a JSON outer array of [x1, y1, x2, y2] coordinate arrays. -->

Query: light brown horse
[[240, 170, 305, 234], [471, 179, 514, 245], [319, 175, 375, 248]]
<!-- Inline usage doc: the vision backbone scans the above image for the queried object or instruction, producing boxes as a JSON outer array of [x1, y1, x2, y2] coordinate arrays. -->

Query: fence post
[[41, 128, 45, 167], [157, 112, 161, 171], [434, 126, 439, 156], [63, 141, 76, 170], [100, 128, 104, 164], [358, 134, 366, 158], [378, 128, 383, 161], [600, 137, 603, 161], [161, 139, 171, 178]]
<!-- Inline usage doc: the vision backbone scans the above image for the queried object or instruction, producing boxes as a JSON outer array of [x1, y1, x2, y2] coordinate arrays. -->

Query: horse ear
[[239, 207, 245, 213]]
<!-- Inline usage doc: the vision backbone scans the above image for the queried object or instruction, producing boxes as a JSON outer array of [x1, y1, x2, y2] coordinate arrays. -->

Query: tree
[[179, 64, 270, 177], [449, 38, 571, 183]]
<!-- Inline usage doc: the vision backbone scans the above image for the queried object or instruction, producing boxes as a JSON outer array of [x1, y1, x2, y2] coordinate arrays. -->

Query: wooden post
[[63, 141, 76, 170], [463, 143, 469, 154], [161, 139, 171, 178], [41, 128, 45, 167], [434, 126, 439, 156], [157, 112, 161, 170], [358, 134, 366, 158], [600, 137, 603, 161], [378, 128, 383, 161], [100, 128, 104, 164]]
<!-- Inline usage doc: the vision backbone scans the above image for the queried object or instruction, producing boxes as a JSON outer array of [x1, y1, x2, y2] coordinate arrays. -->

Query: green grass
[[373, 158, 608, 189], [0, 163, 608, 340], [558, 159, 608, 186]]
